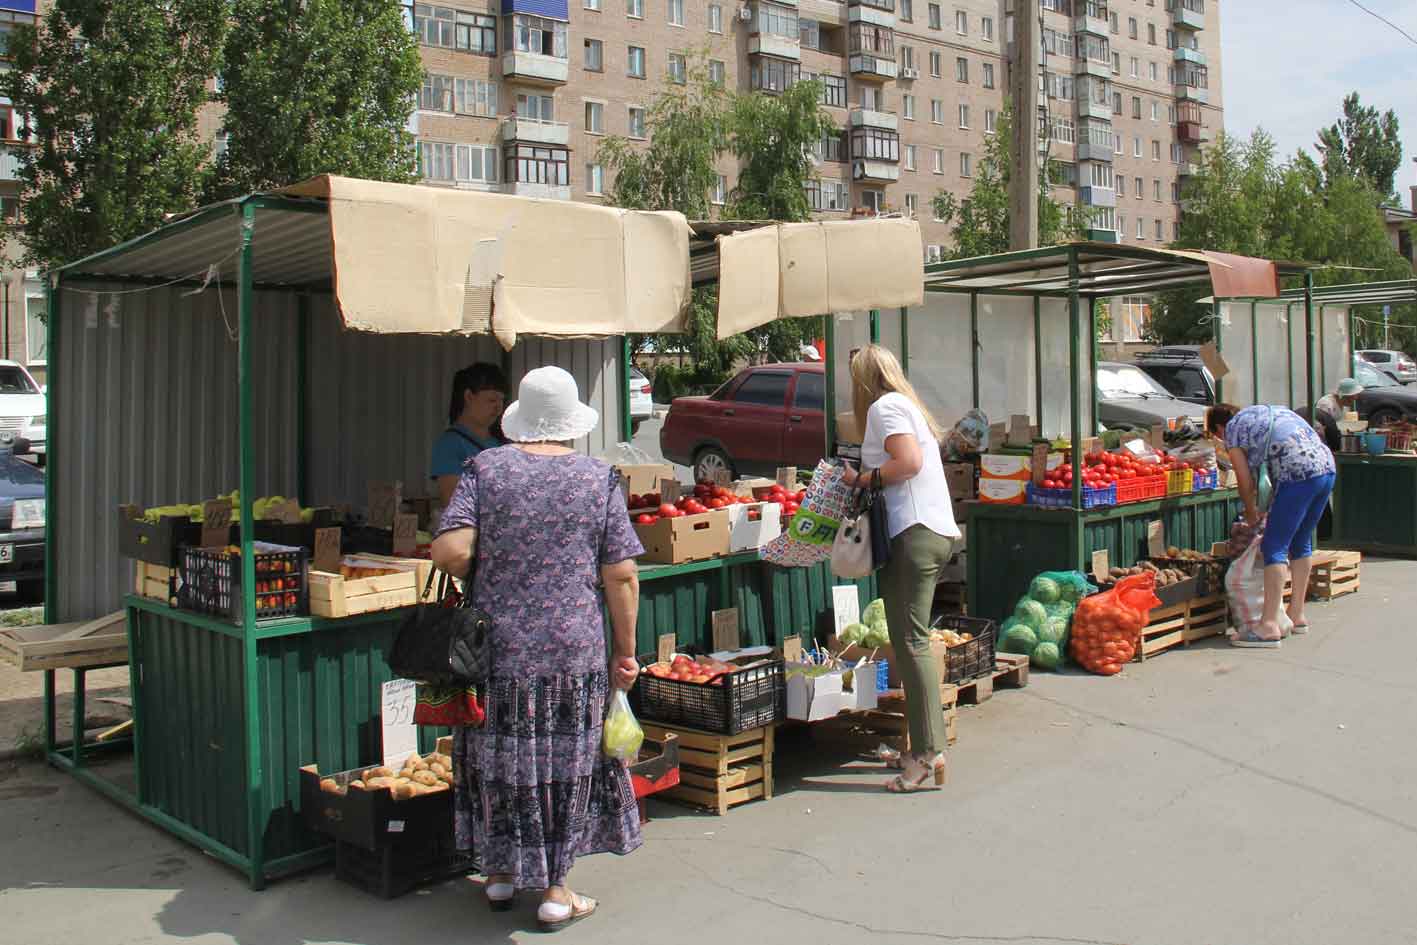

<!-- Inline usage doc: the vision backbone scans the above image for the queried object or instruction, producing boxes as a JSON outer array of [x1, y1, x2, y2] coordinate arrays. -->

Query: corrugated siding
[[1333, 457, 1417, 554], [54, 283, 300, 621], [503, 0, 569, 18]]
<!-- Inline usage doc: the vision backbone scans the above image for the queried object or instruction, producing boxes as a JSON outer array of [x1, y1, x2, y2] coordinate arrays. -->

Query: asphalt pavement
[[2, 557, 1415, 945]]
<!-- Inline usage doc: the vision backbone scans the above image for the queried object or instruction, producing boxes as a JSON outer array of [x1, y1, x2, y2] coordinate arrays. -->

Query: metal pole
[[295, 294, 309, 506], [970, 293, 979, 409], [1213, 299, 1224, 404], [1033, 295, 1043, 433], [824, 316, 837, 452], [43, 277, 57, 623], [1318, 305, 1328, 397], [1286, 303, 1294, 407], [1250, 302, 1259, 404], [1088, 298, 1099, 436], [236, 200, 266, 891], [898, 306, 909, 377], [869, 309, 880, 345], [620, 335, 632, 443], [1068, 251, 1083, 512]]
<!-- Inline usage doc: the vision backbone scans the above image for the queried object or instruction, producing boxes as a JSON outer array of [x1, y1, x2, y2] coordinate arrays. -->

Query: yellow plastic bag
[[602, 690, 644, 763]]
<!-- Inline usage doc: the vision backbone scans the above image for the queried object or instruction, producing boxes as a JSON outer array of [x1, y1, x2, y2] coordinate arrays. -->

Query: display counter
[[965, 489, 1241, 622], [1331, 453, 1417, 557]]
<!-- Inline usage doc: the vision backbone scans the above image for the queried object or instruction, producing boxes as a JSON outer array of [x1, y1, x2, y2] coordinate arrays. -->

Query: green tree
[[1316, 92, 1403, 202], [930, 106, 1092, 258], [728, 80, 837, 223], [0, 0, 227, 270], [209, 0, 422, 198]]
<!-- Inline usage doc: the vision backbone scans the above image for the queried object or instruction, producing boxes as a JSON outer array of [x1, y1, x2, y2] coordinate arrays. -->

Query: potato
[[319, 778, 342, 794], [423, 781, 451, 794], [436, 753, 453, 768], [1167, 545, 1181, 558], [365, 776, 396, 790], [412, 770, 439, 787], [362, 766, 394, 781], [349, 779, 366, 791], [406, 754, 429, 772], [391, 782, 417, 801], [430, 762, 448, 779]]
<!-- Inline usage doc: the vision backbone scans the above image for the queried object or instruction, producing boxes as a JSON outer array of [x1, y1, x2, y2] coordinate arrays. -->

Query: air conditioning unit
[[738, 5, 752, 21], [901, 67, 919, 79]]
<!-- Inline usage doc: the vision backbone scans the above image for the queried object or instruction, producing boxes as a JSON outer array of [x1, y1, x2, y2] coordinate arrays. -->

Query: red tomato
[[657, 503, 676, 518], [635, 513, 657, 525], [794, 490, 807, 502], [783, 502, 800, 515], [708, 498, 726, 509], [644, 492, 660, 506], [713, 486, 732, 499]]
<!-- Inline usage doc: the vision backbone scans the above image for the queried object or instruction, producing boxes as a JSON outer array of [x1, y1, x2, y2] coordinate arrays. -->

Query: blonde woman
[[842, 345, 961, 792]]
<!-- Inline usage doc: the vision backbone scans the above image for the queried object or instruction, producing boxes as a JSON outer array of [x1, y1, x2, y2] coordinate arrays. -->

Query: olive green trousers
[[878, 524, 956, 755]]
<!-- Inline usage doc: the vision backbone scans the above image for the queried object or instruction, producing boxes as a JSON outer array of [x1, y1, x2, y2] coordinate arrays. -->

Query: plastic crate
[[633, 654, 785, 734], [334, 837, 475, 899], [1114, 473, 1168, 504], [1026, 482, 1116, 509], [1192, 468, 1219, 491], [177, 543, 308, 622], [1165, 468, 1193, 497], [931, 614, 996, 683]]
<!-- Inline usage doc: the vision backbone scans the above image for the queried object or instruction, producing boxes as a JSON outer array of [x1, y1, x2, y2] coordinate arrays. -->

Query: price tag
[[659, 479, 682, 503], [831, 585, 861, 637], [782, 635, 803, 663], [656, 633, 677, 664], [711, 608, 740, 653], [279, 499, 304, 524], [1146, 521, 1167, 559], [1123, 438, 1149, 456], [201, 499, 233, 549], [314, 527, 343, 574], [1091, 549, 1111, 584], [1211, 541, 1230, 559], [380, 678, 418, 769], [711, 467, 732, 487], [775, 466, 798, 488], [1080, 436, 1100, 457], [1008, 414, 1032, 446], [368, 481, 402, 530], [1030, 443, 1050, 486], [391, 513, 418, 557]]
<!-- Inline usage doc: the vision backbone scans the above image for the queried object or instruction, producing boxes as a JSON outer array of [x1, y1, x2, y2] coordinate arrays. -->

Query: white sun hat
[[500, 366, 600, 443]]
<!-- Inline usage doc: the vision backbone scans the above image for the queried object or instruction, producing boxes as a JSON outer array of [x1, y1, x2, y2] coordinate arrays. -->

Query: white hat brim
[[500, 400, 600, 443]]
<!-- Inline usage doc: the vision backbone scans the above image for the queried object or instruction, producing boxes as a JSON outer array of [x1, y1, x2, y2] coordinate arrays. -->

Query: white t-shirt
[[861, 392, 960, 540]]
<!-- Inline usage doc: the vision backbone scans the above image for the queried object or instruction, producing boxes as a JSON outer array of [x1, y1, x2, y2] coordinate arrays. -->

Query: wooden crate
[[133, 562, 176, 603], [308, 556, 435, 618], [641, 722, 772, 816], [1137, 593, 1226, 661], [0, 612, 127, 672], [953, 652, 1029, 705], [1309, 551, 1360, 601]]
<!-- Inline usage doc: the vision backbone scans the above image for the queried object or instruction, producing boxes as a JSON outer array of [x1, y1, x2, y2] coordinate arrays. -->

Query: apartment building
[[0, 1, 42, 381]]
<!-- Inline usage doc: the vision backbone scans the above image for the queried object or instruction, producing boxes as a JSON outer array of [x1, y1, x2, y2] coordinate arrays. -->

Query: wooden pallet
[[0, 612, 128, 672], [953, 652, 1029, 705], [1137, 593, 1227, 661], [1309, 551, 1360, 601], [863, 684, 959, 747], [641, 723, 772, 816]]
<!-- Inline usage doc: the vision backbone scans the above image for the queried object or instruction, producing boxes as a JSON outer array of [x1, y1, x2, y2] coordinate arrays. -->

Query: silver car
[[1356, 349, 1417, 385], [628, 366, 654, 435]]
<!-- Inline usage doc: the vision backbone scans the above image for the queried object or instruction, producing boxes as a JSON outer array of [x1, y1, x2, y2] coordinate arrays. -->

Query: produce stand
[[41, 178, 917, 888], [860, 243, 1308, 623], [1216, 279, 1417, 558]]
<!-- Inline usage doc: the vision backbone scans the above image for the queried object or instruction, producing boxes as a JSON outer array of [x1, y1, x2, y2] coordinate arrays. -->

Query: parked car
[[1349, 362, 1417, 426], [0, 437, 45, 599], [0, 360, 45, 464], [660, 363, 825, 481], [1096, 361, 1208, 430], [628, 365, 654, 435], [1134, 346, 1217, 405], [1356, 349, 1417, 385]]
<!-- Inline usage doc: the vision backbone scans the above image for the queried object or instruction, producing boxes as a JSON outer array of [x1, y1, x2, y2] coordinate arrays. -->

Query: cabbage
[[1058, 577, 1087, 604], [1001, 625, 1038, 655], [1037, 618, 1067, 647], [839, 622, 869, 646], [862, 598, 887, 627], [862, 625, 891, 649], [1013, 598, 1048, 631], [1031, 641, 1061, 670], [1028, 576, 1062, 604], [1043, 600, 1075, 621]]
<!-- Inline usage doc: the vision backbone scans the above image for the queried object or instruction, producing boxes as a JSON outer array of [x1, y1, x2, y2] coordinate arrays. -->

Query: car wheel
[[693, 447, 734, 484], [1368, 407, 1401, 428]]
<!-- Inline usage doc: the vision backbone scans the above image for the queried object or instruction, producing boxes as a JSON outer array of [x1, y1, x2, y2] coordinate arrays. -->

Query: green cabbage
[[1013, 598, 1048, 631], [1037, 618, 1067, 647], [1028, 576, 1062, 604], [1001, 625, 1038, 655], [862, 598, 887, 627], [1031, 641, 1061, 670], [839, 622, 869, 646]]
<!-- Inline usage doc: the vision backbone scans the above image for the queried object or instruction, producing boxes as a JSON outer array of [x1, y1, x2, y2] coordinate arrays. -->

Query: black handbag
[[389, 568, 493, 688], [866, 470, 893, 571]]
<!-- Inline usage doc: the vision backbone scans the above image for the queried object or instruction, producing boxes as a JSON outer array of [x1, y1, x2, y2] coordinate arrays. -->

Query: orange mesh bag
[[1068, 573, 1161, 676]]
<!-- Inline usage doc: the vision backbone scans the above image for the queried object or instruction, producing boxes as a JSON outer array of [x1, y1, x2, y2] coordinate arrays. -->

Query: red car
[[660, 363, 826, 482]]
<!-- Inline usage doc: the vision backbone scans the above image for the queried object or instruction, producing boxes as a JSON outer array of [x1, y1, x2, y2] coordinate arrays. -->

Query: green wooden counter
[[1331, 453, 1417, 556], [966, 489, 1241, 622], [68, 555, 873, 890]]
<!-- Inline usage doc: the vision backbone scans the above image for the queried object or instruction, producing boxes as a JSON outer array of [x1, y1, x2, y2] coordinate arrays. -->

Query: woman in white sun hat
[[431, 366, 644, 932]]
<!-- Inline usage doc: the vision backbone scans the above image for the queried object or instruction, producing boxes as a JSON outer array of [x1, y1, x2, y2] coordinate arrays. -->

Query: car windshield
[[1097, 365, 1171, 399], [1356, 363, 1397, 388], [0, 366, 37, 394]]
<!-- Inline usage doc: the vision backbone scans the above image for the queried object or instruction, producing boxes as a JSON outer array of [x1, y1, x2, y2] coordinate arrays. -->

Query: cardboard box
[[980, 452, 1062, 481], [634, 510, 730, 564], [615, 463, 675, 497], [835, 411, 863, 445], [734, 477, 776, 498], [786, 661, 879, 722], [726, 501, 782, 552], [943, 462, 976, 500], [977, 478, 1027, 505]]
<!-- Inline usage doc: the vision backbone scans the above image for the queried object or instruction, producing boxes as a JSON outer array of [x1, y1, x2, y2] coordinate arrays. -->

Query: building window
[[1118, 214, 1126, 238], [932, 148, 944, 174], [504, 143, 570, 186], [1150, 101, 1159, 121], [516, 92, 554, 121], [1129, 56, 1138, 78], [758, 1, 800, 39], [982, 15, 994, 40], [628, 106, 646, 138], [420, 140, 499, 184], [586, 163, 605, 195], [820, 74, 847, 107], [1113, 92, 1122, 115], [1171, 181, 1180, 201], [1050, 116, 1075, 143], [1112, 51, 1121, 73], [1090, 162, 1113, 189], [456, 78, 499, 116], [1168, 104, 1177, 124], [1131, 96, 1142, 119], [414, 5, 497, 54], [925, 244, 943, 262], [929, 50, 942, 77], [858, 85, 883, 110], [709, 59, 726, 84], [584, 100, 604, 134], [960, 152, 972, 177], [1152, 140, 1161, 160], [667, 0, 684, 26], [1149, 61, 1159, 82], [714, 175, 728, 205], [955, 57, 968, 83], [1128, 16, 1137, 38], [800, 18, 821, 49], [861, 190, 885, 214], [585, 0, 600, 9], [751, 56, 799, 93], [904, 144, 916, 170], [708, 3, 723, 32], [982, 62, 994, 89], [817, 132, 846, 162], [1153, 178, 1162, 201], [627, 45, 646, 77], [419, 74, 456, 112], [955, 9, 967, 33], [1147, 22, 1156, 44], [958, 103, 969, 128], [1133, 135, 1142, 157], [667, 52, 687, 83], [1136, 217, 1145, 239], [902, 94, 915, 119], [900, 0, 913, 20], [1155, 218, 1164, 240], [214, 132, 228, 160], [1114, 132, 1123, 156], [511, 14, 567, 58], [985, 108, 997, 133], [899, 45, 914, 71], [930, 99, 943, 124], [849, 22, 893, 56], [850, 126, 900, 162], [1134, 176, 1143, 198], [627, 0, 643, 17], [1051, 161, 1078, 186], [584, 38, 603, 71], [905, 193, 918, 215], [928, 3, 941, 29]]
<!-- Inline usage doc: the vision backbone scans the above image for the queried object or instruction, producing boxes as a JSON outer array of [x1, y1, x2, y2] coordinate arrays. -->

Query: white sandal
[[537, 892, 598, 932], [483, 876, 516, 912]]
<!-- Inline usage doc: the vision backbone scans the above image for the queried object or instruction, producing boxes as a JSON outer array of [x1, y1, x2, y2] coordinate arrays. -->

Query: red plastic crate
[[1114, 473, 1168, 504]]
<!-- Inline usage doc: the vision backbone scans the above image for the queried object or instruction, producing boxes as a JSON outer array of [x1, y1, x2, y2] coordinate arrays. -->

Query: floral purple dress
[[437, 446, 644, 890]]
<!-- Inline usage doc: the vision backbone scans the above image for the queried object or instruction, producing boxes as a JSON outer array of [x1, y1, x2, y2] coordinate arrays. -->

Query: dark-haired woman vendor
[[431, 363, 509, 505]]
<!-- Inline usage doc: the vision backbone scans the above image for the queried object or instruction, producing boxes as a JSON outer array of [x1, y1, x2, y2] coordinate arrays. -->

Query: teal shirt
[[430, 424, 503, 478]]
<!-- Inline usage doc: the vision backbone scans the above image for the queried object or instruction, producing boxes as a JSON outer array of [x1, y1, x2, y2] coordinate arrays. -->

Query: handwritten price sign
[[368, 481, 402, 530]]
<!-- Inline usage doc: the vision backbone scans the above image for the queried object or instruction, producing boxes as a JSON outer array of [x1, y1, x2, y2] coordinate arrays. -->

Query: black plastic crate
[[931, 614, 997, 684], [334, 837, 476, 899], [632, 654, 785, 735], [1150, 556, 1225, 597], [118, 508, 215, 567], [177, 544, 308, 622]]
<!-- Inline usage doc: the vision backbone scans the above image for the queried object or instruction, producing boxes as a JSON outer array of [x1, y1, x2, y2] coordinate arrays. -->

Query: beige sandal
[[885, 752, 947, 792], [537, 891, 598, 932]]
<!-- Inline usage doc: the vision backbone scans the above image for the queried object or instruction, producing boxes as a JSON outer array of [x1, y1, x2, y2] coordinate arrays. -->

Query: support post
[[1304, 273, 1316, 413], [1213, 299, 1224, 404], [620, 335, 632, 443], [1033, 296, 1043, 433], [824, 316, 837, 453], [899, 306, 909, 377], [970, 293, 980, 409], [43, 276, 58, 623], [1318, 305, 1327, 396], [1286, 303, 1295, 407], [295, 294, 310, 505], [869, 309, 880, 344], [1068, 251, 1083, 514], [1088, 298, 1099, 436], [1250, 301, 1259, 404]]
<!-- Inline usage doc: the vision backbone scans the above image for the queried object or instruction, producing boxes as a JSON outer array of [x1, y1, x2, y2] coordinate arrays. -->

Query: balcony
[[501, 51, 569, 86], [1080, 185, 1116, 208], [1086, 227, 1119, 243], [849, 108, 898, 131], [1173, 0, 1205, 30], [749, 34, 802, 60], [1175, 83, 1208, 104], [0, 145, 24, 182], [849, 53, 897, 81], [1077, 96, 1112, 120], [1173, 46, 1206, 66], [502, 181, 572, 200], [1176, 101, 1204, 144], [1074, 57, 1111, 80], [1074, 10, 1108, 36], [848, 2, 895, 27], [501, 116, 570, 146], [1178, 161, 1201, 177], [1077, 136, 1116, 163], [852, 159, 899, 182]]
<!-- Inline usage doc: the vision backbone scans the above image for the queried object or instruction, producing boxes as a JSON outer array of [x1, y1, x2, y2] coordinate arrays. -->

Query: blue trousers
[[1261, 473, 1335, 566]]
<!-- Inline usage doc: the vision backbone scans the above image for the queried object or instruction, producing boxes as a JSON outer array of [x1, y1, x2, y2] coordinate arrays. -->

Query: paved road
[[2, 558, 1415, 945], [628, 410, 694, 483]]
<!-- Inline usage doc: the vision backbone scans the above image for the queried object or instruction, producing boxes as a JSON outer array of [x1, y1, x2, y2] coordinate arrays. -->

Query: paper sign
[[391, 513, 418, 557], [201, 499, 233, 548], [1008, 414, 1032, 446], [782, 635, 803, 663], [1123, 438, 1149, 456], [1030, 444, 1050, 486], [775, 466, 798, 488], [1211, 541, 1230, 558], [711, 608, 740, 653], [832, 585, 861, 636], [380, 678, 418, 769], [313, 527, 343, 574], [1198, 341, 1230, 381], [711, 468, 732, 487], [657, 633, 677, 664], [1149, 423, 1167, 449], [1146, 521, 1166, 559], [368, 481, 402, 529], [1091, 549, 1111, 584], [987, 422, 1007, 451], [659, 479, 682, 503], [272, 498, 303, 524]]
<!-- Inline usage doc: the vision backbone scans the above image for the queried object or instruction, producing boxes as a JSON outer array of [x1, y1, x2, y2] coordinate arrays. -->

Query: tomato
[[644, 492, 660, 506], [635, 513, 657, 525], [713, 486, 731, 499], [783, 502, 799, 515], [657, 503, 676, 518], [707, 498, 725, 509], [794, 490, 807, 502]]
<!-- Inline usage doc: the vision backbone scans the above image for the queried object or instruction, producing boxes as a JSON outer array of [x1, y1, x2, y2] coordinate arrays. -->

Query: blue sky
[[1220, 0, 1417, 197]]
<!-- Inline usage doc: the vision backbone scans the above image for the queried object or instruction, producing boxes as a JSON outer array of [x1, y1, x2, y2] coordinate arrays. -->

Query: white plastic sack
[[1224, 527, 1291, 641]]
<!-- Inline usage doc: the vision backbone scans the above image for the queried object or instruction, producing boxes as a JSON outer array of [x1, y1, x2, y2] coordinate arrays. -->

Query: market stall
[[1215, 279, 1417, 557], [839, 243, 1312, 622], [39, 176, 922, 887]]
